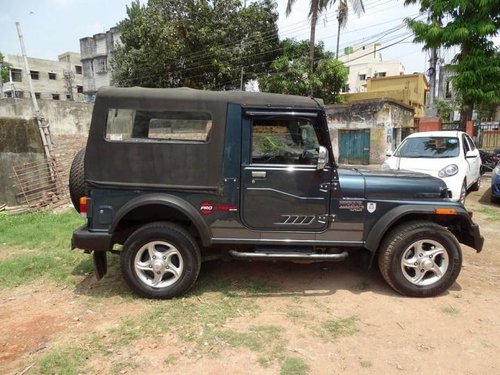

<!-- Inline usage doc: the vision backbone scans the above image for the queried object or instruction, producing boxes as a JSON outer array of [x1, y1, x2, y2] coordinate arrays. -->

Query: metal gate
[[477, 122, 500, 151], [338, 129, 370, 165]]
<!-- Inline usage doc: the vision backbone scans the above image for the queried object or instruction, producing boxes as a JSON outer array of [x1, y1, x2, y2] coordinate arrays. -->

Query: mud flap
[[93, 251, 107, 280]]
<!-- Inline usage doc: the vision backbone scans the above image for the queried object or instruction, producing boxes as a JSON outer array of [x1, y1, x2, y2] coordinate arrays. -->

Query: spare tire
[[69, 148, 88, 212]]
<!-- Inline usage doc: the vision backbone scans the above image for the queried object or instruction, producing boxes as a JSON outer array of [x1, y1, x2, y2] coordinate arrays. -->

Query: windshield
[[395, 136, 460, 158]]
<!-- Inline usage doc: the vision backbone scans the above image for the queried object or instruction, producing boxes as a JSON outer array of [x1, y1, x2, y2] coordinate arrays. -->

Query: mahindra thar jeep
[[70, 87, 483, 299]]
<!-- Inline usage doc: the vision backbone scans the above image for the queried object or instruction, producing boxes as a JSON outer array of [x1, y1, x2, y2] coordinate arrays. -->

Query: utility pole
[[16, 22, 54, 178], [425, 12, 439, 117]]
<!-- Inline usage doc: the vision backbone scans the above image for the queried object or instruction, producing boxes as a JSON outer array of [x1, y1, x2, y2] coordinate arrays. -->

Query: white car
[[382, 131, 482, 203]]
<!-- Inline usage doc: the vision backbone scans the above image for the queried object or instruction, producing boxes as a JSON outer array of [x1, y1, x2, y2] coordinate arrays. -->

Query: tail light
[[79, 197, 88, 218]]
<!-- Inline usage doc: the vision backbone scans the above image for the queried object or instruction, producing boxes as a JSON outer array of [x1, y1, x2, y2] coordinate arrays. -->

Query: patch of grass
[[442, 305, 459, 316], [38, 347, 86, 375], [286, 307, 307, 320], [320, 316, 359, 341], [0, 211, 90, 287], [474, 206, 500, 221], [280, 356, 310, 375], [111, 357, 138, 374], [164, 354, 177, 366], [360, 359, 373, 368]]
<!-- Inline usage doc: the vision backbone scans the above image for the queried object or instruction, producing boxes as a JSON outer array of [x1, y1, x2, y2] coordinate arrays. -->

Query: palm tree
[[286, 0, 365, 79], [336, 0, 365, 58]]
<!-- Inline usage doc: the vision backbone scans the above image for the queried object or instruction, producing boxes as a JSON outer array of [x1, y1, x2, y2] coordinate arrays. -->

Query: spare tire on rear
[[69, 148, 88, 212]]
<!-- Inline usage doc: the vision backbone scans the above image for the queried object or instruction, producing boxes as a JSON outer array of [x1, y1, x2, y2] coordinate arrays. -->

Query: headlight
[[438, 164, 458, 178]]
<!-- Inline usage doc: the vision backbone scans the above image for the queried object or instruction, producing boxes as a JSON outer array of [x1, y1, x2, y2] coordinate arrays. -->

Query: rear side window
[[105, 109, 212, 142]]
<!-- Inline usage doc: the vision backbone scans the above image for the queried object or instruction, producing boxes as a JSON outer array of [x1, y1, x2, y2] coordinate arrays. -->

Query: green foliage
[[404, 0, 500, 120], [435, 98, 454, 121], [280, 356, 310, 375], [258, 39, 348, 103], [0, 52, 11, 83], [112, 0, 280, 90], [320, 315, 359, 340]]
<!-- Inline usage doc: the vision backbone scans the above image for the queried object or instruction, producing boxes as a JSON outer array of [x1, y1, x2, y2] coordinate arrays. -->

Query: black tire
[[378, 221, 462, 297], [491, 195, 500, 204], [69, 148, 88, 212], [120, 222, 201, 299], [469, 176, 481, 192]]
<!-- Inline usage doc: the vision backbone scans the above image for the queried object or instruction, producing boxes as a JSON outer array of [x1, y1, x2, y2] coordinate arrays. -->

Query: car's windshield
[[395, 136, 460, 158]]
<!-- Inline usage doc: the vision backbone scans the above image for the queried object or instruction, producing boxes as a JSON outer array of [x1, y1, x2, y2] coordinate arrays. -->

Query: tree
[[404, 0, 500, 123], [285, 0, 364, 82], [112, 0, 280, 90], [0, 52, 11, 84], [258, 39, 347, 103], [335, 0, 365, 58]]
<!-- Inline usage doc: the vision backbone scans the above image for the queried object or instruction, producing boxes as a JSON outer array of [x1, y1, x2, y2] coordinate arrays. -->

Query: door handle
[[252, 171, 267, 178]]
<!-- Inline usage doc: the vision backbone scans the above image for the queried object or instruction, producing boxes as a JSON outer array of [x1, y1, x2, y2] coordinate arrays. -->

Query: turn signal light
[[79, 197, 88, 218], [435, 208, 456, 215]]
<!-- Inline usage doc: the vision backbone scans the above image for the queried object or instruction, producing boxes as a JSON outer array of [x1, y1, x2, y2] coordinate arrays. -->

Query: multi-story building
[[339, 43, 405, 93], [80, 27, 121, 102], [1, 52, 83, 101]]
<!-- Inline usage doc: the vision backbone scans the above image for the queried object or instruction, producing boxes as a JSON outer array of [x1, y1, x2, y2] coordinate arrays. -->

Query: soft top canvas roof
[[96, 86, 324, 109]]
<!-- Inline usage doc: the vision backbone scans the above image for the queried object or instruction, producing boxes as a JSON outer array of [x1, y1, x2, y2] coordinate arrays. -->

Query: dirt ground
[[1, 182, 499, 374]]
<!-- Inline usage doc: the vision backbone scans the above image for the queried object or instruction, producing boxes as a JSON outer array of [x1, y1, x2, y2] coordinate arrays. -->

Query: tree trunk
[[336, 18, 341, 59], [309, 10, 318, 96]]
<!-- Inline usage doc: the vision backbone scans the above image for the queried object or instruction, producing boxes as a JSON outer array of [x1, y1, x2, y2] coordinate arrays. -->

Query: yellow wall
[[344, 74, 429, 118]]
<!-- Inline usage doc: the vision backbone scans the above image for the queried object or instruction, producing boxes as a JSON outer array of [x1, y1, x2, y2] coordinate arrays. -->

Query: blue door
[[339, 129, 370, 165]]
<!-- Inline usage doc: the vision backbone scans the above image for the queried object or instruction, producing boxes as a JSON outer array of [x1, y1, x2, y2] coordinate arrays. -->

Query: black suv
[[71, 87, 483, 299]]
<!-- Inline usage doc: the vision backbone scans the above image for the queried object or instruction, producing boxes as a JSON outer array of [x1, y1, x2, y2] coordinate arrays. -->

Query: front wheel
[[378, 221, 462, 297], [120, 222, 201, 299]]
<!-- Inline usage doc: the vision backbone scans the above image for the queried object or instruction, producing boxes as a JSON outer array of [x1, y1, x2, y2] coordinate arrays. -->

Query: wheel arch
[[110, 194, 212, 247], [365, 204, 480, 254]]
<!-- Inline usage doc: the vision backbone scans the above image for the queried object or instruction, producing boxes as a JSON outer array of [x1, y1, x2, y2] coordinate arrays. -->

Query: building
[[342, 73, 429, 120], [1, 52, 83, 101], [326, 99, 415, 165], [339, 43, 405, 93], [80, 27, 121, 102]]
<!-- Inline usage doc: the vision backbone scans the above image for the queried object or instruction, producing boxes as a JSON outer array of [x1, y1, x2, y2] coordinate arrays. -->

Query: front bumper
[[71, 225, 112, 252]]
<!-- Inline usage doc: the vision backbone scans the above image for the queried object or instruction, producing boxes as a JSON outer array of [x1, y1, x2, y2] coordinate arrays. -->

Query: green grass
[[0, 211, 92, 287], [474, 206, 500, 221], [38, 347, 86, 375], [320, 316, 359, 341], [360, 359, 373, 368], [281, 356, 310, 375], [442, 305, 460, 316]]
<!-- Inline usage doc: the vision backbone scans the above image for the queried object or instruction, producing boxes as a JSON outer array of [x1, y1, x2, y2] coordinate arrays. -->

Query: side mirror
[[317, 146, 329, 170], [386, 150, 393, 157]]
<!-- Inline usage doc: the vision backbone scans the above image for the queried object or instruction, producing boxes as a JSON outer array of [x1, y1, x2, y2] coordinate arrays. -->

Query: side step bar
[[229, 249, 348, 262]]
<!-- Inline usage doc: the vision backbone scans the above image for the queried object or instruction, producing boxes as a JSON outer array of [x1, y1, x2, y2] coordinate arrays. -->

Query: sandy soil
[[1, 182, 499, 374]]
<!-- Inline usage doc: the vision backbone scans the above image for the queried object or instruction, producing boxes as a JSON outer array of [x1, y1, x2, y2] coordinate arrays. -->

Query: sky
[[0, 0, 461, 75]]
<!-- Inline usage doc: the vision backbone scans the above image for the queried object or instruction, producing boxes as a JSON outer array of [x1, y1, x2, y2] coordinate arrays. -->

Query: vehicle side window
[[465, 134, 476, 151], [105, 109, 212, 142], [251, 117, 320, 165]]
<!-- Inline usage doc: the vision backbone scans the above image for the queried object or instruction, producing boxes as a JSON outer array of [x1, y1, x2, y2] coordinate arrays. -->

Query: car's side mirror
[[317, 146, 329, 170], [386, 150, 393, 157]]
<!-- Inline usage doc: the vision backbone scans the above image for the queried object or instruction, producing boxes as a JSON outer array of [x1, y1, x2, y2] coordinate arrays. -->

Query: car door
[[240, 110, 331, 232], [463, 134, 481, 186]]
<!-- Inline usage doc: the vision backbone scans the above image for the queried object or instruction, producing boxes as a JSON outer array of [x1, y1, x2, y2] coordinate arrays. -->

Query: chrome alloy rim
[[134, 241, 184, 288], [400, 239, 449, 286]]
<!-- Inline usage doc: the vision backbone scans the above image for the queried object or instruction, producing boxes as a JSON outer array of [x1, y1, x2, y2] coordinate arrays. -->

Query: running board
[[228, 249, 348, 262]]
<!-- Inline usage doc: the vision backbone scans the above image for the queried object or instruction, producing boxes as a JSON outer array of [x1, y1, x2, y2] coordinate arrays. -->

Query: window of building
[[375, 72, 386, 78], [35, 92, 41, 99], [48, 72, 57, 80], [75, 65, 82, 74], [445, 80, 452, 98], [52, 94, 60, 100], [66, 94, 72, 100], [15, 91, 24, 98], [11, 69, 22, 82], [30, 70, 40, 80], [77, 85, 83, 93], [96, 58, 108, 73], [106, 109, 212, 143], [359, 74, 366, 81]]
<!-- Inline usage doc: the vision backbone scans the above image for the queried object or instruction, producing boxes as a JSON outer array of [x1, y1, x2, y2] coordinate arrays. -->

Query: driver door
[[240, 111, 331, 232]]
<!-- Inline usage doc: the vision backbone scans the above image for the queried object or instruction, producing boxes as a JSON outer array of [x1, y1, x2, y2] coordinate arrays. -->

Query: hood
[[355, 168, 449, 200]]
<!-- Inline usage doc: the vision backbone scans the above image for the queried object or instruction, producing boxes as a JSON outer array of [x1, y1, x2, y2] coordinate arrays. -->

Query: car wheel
[[121, 222, 201, 299], [470, 176, 481, 192], [491, 195, 500, 204], [459, 181, 467, 204], [378, 221, 462, 297]]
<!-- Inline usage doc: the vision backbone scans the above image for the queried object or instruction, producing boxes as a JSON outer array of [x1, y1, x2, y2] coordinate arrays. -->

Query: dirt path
[[1, 183, 499, 374]]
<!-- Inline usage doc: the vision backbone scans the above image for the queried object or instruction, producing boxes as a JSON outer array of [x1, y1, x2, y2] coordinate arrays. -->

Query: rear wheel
[[120, 222, 201, 299], [470, 176, 481, 192], [378, 221, 462, 297]]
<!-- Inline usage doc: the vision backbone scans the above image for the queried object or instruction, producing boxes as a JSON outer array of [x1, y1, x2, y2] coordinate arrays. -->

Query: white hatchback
[[382, 131, 482, 203]]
